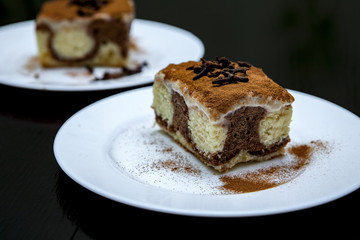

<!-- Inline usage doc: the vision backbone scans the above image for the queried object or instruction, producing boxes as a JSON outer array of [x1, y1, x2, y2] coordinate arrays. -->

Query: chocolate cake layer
[[171, 91, 192, 143]]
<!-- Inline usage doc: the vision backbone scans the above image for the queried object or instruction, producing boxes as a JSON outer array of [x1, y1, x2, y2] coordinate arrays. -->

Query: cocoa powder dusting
[[219, 140, 330, 194], [288, 144, 313, 161], [122, 124, 331, 194], [142, 137, 202, 176], [23, 56, 40, 72], [220, 170, 278, 193], [151, 159, 201, 176]]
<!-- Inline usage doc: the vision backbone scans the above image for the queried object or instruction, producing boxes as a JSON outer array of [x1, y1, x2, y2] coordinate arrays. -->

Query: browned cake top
[[37, 0, 134, 20], [160, 58, 294, 119]]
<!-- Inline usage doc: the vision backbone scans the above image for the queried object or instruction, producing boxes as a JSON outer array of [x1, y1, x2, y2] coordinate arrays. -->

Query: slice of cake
[[152, 57, 294, 172], [35, 0, 134, 67]]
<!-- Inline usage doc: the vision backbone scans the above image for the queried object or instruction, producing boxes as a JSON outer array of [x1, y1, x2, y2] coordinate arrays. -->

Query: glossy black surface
[[1, 0, 359, 238]]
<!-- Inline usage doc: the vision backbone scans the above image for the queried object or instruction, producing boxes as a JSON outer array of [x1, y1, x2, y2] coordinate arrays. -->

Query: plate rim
[[53, 86, 360, 217], [0, 19, 205, 92]]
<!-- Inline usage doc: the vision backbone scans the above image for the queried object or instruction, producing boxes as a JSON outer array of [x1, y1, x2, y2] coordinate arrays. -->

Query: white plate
[[0, 19, 204, 91], [54, 86, 360, 217]]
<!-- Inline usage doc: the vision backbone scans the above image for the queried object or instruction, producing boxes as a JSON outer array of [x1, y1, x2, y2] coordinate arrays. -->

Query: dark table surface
[[1, 0, 360, 239]]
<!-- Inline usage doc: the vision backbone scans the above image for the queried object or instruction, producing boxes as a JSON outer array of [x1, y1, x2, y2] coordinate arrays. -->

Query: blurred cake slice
[[152, 57, 294, 172], [35, 0, 134, 67]]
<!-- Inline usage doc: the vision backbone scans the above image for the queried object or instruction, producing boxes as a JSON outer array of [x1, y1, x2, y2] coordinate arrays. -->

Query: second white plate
[[0, 19, 204, 91]]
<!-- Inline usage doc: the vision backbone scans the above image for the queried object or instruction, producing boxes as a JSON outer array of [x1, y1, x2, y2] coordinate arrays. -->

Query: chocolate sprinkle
[[186, 57, 252, 86]]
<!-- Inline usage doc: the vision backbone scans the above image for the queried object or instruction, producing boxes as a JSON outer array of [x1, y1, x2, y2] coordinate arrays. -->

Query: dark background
[[1, 0, 359, 239]]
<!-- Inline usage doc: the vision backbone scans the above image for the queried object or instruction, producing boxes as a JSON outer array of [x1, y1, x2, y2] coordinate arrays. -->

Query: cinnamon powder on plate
[[219, 140, 330, 194]]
